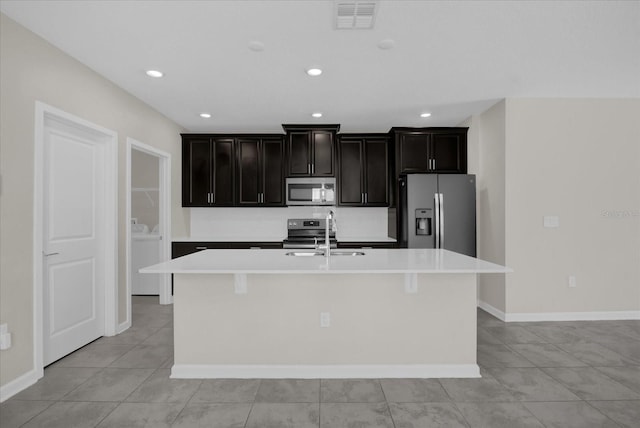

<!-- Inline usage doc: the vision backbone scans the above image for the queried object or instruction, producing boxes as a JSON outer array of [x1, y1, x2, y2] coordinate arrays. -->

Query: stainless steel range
[[282, 218, 337, 249]]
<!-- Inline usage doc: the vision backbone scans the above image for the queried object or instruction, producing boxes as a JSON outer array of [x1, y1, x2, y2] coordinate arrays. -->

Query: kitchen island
[[141, 248, 509, 379]]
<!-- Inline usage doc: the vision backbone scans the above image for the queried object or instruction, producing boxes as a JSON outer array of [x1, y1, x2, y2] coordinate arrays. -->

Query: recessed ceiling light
[[311, 112, 323, 118], [199, 113, 211, 118], [248, 41, 264, 52], [145, 70, 163, 78], [420, 112, 432, 118], [306, 68, 323, 77]]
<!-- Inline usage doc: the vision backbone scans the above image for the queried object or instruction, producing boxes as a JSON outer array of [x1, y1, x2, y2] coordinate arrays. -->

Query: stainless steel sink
[[285, 251, 324, 257], [331, 251, 366, 256], [285, 251, 365, 257]]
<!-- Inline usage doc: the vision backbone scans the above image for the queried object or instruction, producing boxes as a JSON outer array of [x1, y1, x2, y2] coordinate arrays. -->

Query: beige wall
[[472, 101, 507, 312], [504, 99, 640, 314], [0, 14, 187, 387], [472, 98, 640, 316]]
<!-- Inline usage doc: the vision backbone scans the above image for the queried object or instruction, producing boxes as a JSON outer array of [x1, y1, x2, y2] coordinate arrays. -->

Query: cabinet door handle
[[195, 246, 207, 250], [207, 193, 210, 203], [312, 163, 314, 174], [212, 193, 215, 204], [365, 193, 368, 204], [361, 193, 364, 204], [433, 159, 436, 170], [308, 164, 311, 174]]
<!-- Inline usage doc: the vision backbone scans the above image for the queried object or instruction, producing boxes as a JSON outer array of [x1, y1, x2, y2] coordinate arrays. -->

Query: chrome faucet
[[321, 209, 336, 258]]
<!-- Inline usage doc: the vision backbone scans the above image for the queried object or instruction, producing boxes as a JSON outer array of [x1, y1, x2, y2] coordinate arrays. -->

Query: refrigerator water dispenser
[[415, 209, 432, 235]]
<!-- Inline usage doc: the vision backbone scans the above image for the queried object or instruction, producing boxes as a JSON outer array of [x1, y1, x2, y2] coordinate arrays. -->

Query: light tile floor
[[2, 296, 639, 427]]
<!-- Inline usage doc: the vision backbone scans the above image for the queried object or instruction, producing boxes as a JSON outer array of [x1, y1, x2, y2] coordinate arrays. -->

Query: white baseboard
[[116, 319, 131, 335], [477, 300, 640, 322], [0, 369, 41, 403], [477, 300, 506, 321], [171, 364, 481, 379], [504, 310, 640, 322]]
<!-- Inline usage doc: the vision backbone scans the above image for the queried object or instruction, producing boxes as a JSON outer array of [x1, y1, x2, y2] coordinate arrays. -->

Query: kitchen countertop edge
[[141, 248, 511, 275]]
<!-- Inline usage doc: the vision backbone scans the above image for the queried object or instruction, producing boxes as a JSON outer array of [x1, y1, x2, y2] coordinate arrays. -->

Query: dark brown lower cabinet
[[172, 241, 283, 258], [337, 241, 397, 249]]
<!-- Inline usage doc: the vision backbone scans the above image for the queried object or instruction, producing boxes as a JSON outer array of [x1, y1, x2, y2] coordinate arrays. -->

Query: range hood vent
[[334, 0, 378, 30]]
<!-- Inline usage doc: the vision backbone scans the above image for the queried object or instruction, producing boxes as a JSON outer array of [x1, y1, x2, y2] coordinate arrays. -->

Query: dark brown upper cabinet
[[283, 124, 340, 177], [182, 135, 235, 207], [391, 127, 467, 174], [237, 137, 285, 206], [338, 134, 389, 206]]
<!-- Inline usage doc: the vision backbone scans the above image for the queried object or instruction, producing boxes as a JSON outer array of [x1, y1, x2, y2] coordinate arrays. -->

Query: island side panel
[[172, 273, 477, 376]]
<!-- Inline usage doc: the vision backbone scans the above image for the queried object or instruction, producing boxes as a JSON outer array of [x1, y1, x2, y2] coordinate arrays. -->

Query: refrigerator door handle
[[439, 193, 444, 249], [434, 193, 440, 248]]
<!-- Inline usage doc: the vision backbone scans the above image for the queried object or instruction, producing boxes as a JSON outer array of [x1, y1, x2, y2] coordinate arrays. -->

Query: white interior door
[[43, 122, 105, 365]]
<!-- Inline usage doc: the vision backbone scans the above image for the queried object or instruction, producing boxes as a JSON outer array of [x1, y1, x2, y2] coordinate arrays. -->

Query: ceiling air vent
[[334, 0, 378, 30]]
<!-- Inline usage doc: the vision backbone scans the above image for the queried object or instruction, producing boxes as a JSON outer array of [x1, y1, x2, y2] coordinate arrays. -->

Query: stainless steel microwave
[[286, 177, 336, 206]]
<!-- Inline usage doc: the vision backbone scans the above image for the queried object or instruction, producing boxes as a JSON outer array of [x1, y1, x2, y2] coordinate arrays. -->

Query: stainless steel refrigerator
[[398, 174, 476, 257]]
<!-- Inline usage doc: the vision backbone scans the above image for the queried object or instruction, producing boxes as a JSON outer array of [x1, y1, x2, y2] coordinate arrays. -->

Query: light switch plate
[[543, 216, 560, 228], [320, 312, 331, 327]]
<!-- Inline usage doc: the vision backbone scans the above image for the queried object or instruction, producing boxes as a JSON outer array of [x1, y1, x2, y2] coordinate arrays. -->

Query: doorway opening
[[126, 138, 171, 321]]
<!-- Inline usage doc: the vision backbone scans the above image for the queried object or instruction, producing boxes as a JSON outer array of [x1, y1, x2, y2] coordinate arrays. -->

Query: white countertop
[[173, 236, 397, 243], [140, 248, 510, 274]]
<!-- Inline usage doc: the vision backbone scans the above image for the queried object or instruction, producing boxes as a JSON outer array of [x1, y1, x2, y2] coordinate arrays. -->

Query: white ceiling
[[1, 0, 639, 133]]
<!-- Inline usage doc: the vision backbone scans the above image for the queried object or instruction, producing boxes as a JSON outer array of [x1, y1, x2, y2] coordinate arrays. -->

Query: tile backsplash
[[189, 207, 390, 241]]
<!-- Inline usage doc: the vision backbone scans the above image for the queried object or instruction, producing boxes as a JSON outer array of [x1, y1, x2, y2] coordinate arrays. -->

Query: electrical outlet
[[0, 324, 11, 350], [568, 275, 577, 288], [320, 312, 331, 328]]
